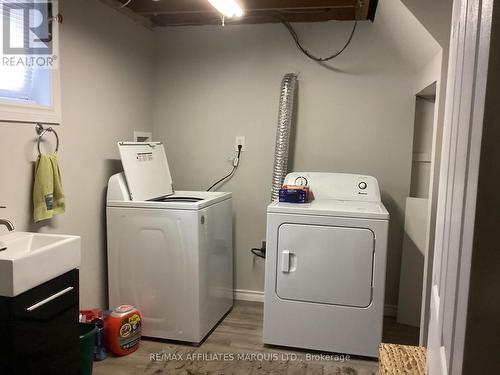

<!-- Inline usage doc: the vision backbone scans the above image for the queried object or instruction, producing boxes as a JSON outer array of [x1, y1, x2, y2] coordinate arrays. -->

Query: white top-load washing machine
[[106, 142, 233, 343], [263, 172, 389, 357]]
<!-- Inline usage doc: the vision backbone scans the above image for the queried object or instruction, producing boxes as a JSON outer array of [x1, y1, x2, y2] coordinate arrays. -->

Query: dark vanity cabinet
[[0, 270, 80, 375]]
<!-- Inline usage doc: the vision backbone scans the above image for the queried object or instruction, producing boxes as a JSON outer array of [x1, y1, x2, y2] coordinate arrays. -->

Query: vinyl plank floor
[[94, 301, 418, 375]]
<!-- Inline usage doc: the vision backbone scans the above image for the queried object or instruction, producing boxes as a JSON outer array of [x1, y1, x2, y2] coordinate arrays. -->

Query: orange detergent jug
[[105, 305, 142, 356]]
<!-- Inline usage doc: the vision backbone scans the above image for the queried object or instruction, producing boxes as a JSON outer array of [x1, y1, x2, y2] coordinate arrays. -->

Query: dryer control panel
[[283, 172, 381, 202]]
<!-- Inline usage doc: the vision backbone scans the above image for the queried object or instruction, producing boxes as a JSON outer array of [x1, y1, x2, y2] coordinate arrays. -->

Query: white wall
[[388, 0, 453, 341], [0, 0, 451, 313], [410, 95, 435, 198], [374, 0, 441, 72], [377, 0, 453, 341], [402, 0, 453, 49], [0, 0, 153, 308], [151, 21, 418, 307]]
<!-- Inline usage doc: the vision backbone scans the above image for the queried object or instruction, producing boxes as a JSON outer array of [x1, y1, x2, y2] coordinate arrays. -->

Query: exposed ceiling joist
[[113, 0, 378, 27], [124, 0, 361, 14]]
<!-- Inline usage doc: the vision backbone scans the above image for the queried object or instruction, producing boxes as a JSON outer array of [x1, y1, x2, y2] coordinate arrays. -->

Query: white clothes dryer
[[263, 172, 389, 357]]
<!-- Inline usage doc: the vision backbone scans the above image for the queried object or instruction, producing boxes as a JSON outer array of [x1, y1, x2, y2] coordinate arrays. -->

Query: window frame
[[0, 1, 61, 125]]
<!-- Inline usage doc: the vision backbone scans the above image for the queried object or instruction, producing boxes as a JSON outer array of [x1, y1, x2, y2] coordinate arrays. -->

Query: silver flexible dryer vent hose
[[271, 73, 298, 201]]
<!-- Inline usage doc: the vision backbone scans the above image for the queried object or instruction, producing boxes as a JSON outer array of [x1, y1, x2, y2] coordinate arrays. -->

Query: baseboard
[[234, 289, 264, 303], [234, 289, 398, 318]]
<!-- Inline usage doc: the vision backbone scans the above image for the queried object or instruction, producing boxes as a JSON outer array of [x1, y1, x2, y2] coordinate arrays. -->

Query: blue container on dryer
[[279, 188, 307, 203]]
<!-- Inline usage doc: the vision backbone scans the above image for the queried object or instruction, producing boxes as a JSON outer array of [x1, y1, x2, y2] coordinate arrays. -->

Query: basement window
[[0, 0, 61, 124]]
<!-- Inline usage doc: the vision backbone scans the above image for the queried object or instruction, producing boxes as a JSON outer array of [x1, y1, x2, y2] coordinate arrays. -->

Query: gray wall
[[402, 0, 453, 49], [0, 0, 446, 312], [151, 21, 418, 307], [0, 0, 153, 308], [410, 95, 435, 198]]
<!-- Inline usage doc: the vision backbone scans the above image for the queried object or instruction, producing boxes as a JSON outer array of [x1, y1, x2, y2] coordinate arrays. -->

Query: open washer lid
[[118, 142, 173, 201]]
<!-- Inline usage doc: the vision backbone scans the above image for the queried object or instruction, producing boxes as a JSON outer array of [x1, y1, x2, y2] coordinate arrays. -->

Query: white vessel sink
[[0, 232, 81, 297]]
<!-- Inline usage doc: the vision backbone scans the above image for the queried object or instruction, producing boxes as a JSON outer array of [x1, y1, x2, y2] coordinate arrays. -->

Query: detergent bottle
[[105, 305, 142, 356]]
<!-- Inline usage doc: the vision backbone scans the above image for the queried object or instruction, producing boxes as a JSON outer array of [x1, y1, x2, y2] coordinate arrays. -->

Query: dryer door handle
[[281, 250, 290, 273]]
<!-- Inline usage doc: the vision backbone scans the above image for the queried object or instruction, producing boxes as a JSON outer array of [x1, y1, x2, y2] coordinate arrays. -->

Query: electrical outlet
[[134, 131, 152, 142], [235, 136, 246, 151]]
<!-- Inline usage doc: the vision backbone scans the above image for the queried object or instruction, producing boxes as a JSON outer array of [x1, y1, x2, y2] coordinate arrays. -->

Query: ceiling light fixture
[[208, 0, 244, 18]]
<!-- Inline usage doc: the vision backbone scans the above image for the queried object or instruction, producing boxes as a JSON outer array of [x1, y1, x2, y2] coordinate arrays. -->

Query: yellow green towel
[[33, 154, 65, 222]]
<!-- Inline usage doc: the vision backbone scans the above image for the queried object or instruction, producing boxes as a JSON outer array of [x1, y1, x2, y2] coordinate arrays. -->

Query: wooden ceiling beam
[[149, 7, 358, 26], [113, 0, 376, 27], [121, 0, 362, 15]]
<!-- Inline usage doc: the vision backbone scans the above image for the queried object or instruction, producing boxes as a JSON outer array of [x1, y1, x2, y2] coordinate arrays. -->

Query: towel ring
[[36, 123, 59, 155]]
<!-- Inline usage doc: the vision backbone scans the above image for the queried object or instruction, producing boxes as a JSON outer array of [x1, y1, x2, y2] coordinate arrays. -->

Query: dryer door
[[276, 224, 374, 307]]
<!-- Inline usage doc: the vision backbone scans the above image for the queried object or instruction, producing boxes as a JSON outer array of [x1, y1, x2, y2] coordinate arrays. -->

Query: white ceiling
[[402, 0, 453, 49], [373, 0, 451, 72]]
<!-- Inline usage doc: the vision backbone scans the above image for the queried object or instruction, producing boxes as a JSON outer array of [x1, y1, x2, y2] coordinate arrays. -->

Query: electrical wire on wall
[[206, 145, 243, 191], [280, 19, 358, 62], [251, 245, 266, 259], [119, 0, 132, 9]]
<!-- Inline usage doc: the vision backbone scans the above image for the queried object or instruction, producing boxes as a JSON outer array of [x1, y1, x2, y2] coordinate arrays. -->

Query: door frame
[[426, 0, 493, 373]]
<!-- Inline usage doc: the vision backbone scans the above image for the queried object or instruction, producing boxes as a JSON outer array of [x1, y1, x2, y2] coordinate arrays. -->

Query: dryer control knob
[[358, 182, 367, 190]]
